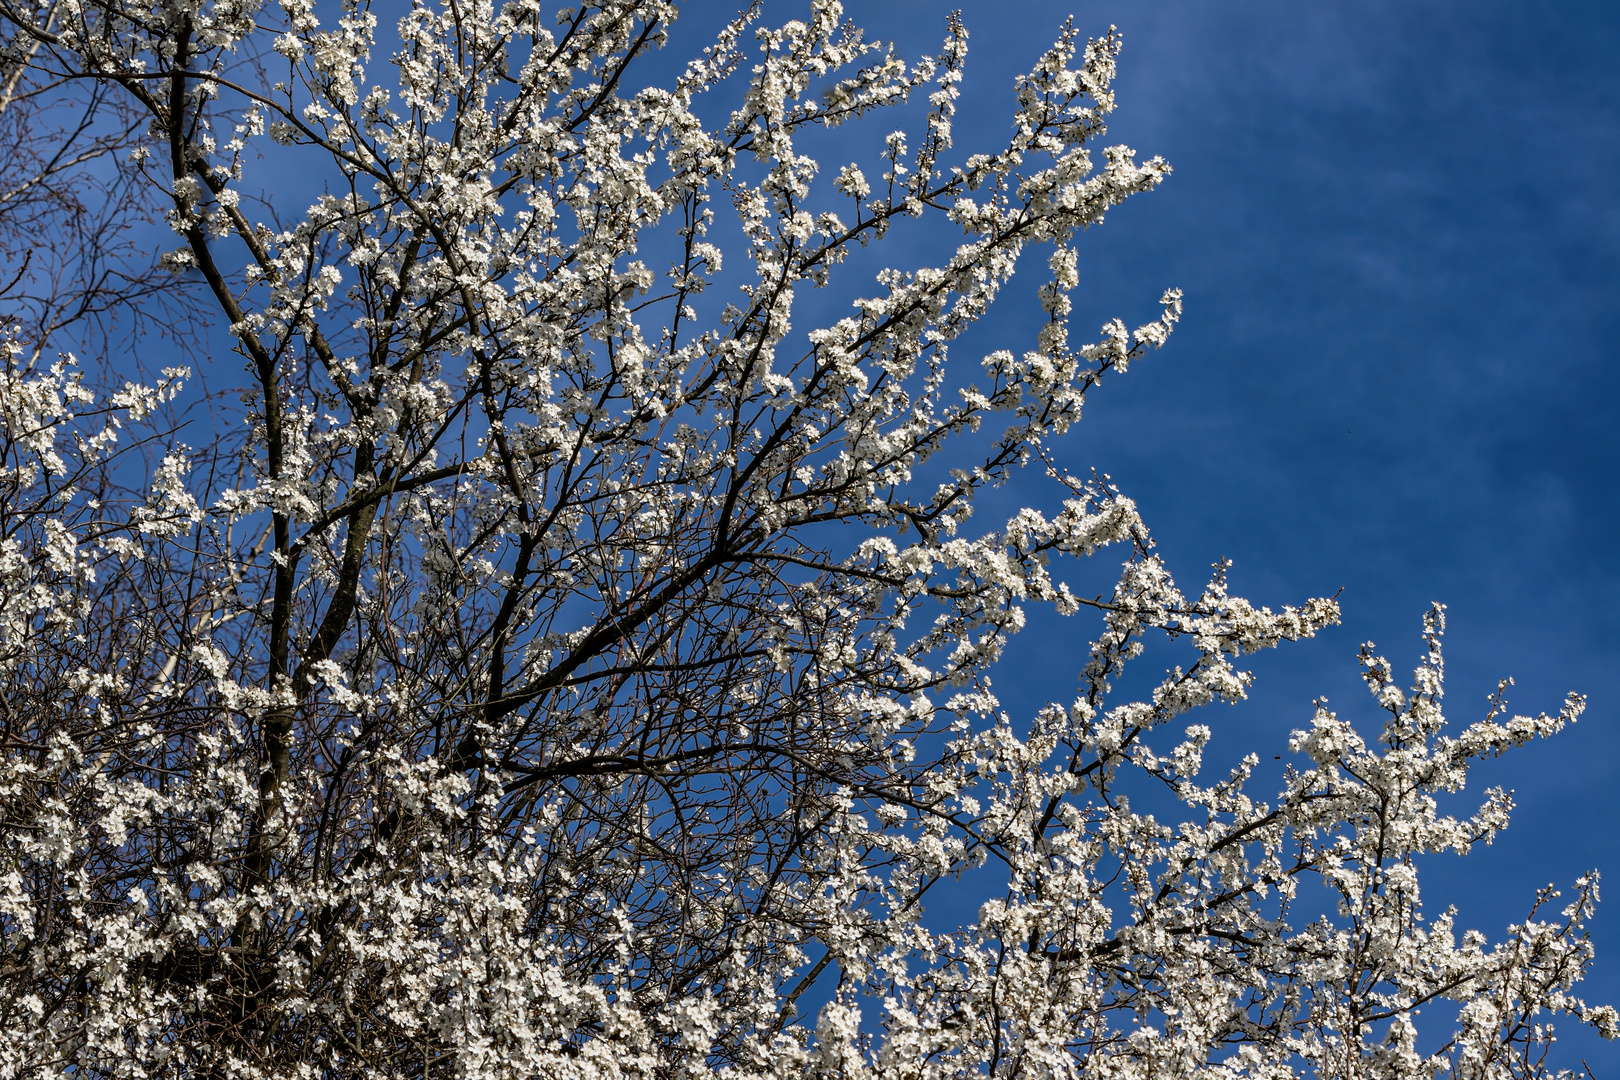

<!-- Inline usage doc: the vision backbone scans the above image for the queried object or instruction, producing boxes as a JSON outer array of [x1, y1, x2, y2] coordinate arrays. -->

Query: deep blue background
[[813, 0, 1618, 1064]]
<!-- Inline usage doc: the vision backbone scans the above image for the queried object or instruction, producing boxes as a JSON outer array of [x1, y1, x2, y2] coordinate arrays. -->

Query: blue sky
[[820, 0, 1618, 1061]]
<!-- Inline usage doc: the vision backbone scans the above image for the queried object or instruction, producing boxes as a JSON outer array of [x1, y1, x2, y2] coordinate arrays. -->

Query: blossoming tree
[[0, 0, 1610, 1076]]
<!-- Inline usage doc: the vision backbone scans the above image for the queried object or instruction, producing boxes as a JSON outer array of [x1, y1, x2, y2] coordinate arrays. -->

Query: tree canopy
[[0, 1, 1610, 1077]]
